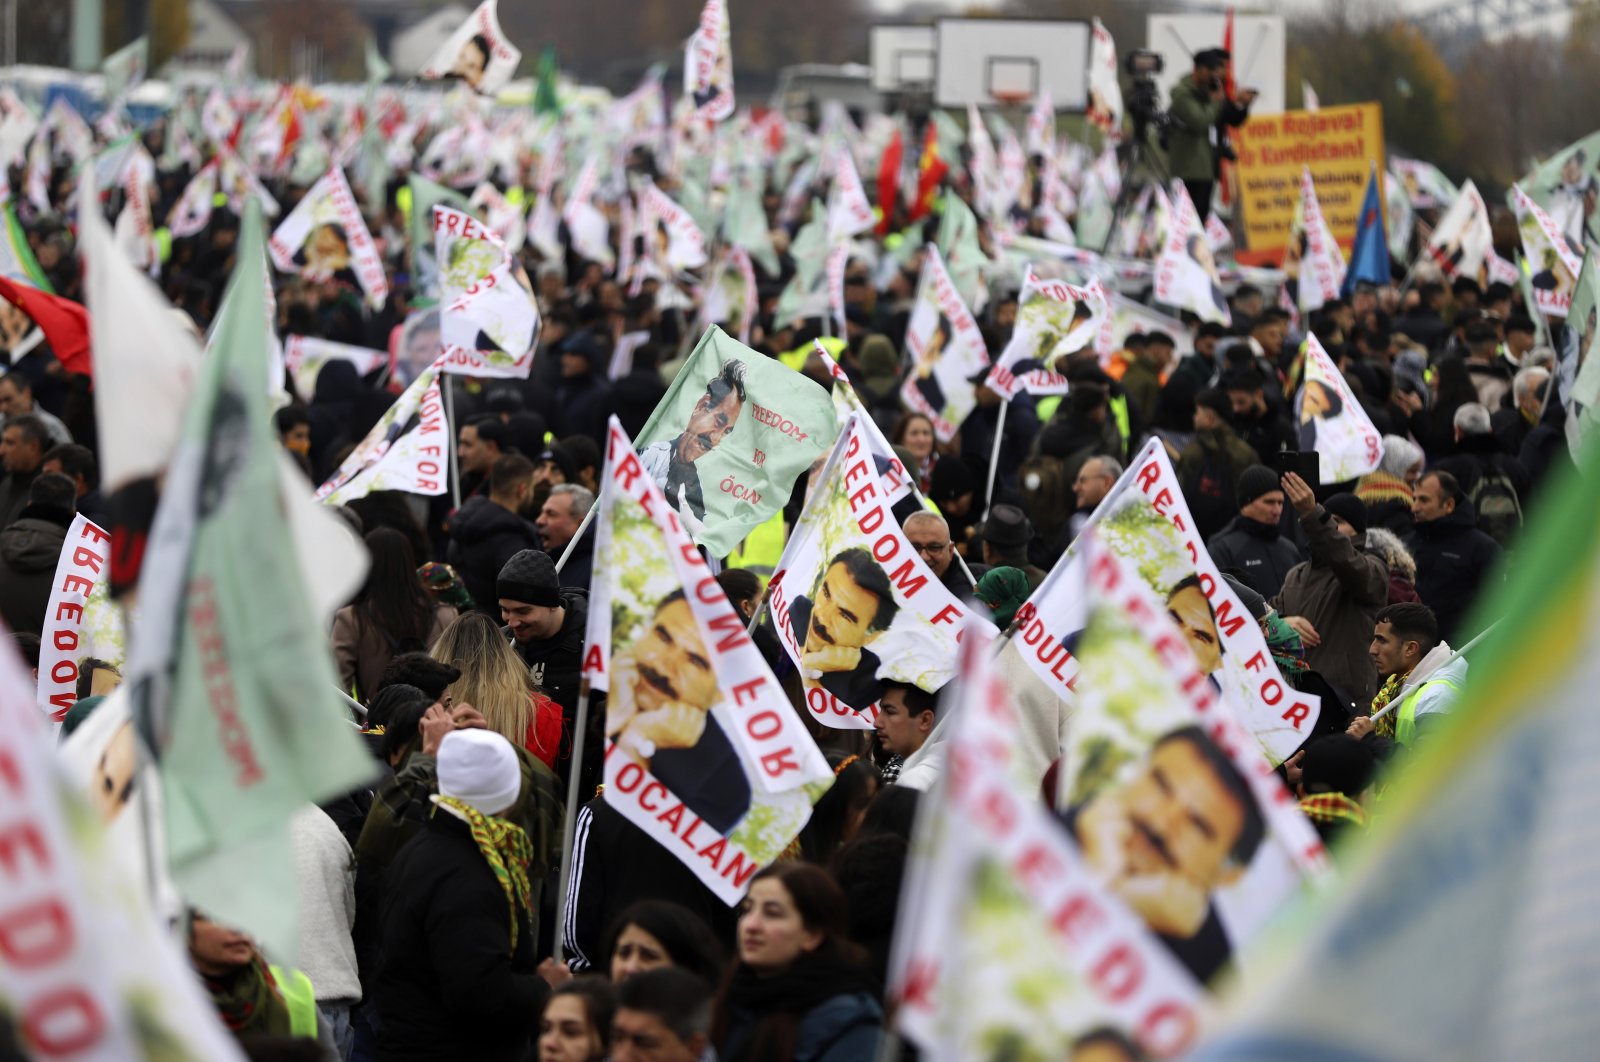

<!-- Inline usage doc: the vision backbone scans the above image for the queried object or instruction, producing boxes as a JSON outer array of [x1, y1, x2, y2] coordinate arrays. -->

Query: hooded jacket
[[1382, 643, 1468, 745], [1272, 504, 1390, 708], [1409, 500, 1501, 641], [1206, 515, 1303, 601], [0, 503, 71, 636], [446, 495, 542, 614]]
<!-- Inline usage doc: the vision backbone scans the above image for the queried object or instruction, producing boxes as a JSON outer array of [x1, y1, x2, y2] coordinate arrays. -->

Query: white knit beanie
[[437, 730, 522, 816]]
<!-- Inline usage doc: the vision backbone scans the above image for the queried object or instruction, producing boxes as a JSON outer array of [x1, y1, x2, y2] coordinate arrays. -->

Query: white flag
[[79, 189, 204, 491], [640, 180, 710, 271], [1155, 182, 1230, 325], [316, 356, 452, 505], [986, 269, 1109, 400], [683, 0, 735, 123], [1296, 333, 1384, 482], [283, 334, 389, 399], [563, 155, 614, 268], [434, 205, 540, 378], [827, 147, 876, 242], [1088, 19, 1124, 134], [1025, 87, 1055, 159], [1294, 166, 1346, 315], [36, 515, 121, 726], [901, 245, 990, 441], [1426, 178, 1494, 280], [268, 168, 389, 308], [1510, 182, 1582, 318], [418, 0, 522, 96], [586, 416, 831, 901]]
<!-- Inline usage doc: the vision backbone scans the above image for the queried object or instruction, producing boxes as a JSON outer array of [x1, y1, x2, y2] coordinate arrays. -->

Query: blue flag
[[1342, 165, 1389, 296]]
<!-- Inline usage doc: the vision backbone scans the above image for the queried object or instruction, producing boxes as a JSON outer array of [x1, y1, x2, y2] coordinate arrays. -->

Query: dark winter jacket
[[561, 798, 739, 972], [445, 495, 542, 613], [505, 586, 588, 713], [374, 812, 548, 1062], [718, 977, 883, 1062], [1177, 426, 1261, 542], [1409, 501, 1502, 641], [0, 504, 71, 636], [1271, 506, 1390, 707], [1206, 515, 1303, 601]]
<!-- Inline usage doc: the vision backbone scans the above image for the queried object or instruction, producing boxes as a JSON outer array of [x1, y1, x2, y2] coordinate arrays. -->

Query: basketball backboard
[[1146, 14, 1287, 116], [869, 25, 937, 92], [933, 18, 1089, 109]]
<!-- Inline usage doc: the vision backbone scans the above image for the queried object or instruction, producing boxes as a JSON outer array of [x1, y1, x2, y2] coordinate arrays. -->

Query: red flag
[[0, 277, 92, 377], [1219, 8, 1237, 209], [876, 129, 904, 236], [909, 122, 948, 223]]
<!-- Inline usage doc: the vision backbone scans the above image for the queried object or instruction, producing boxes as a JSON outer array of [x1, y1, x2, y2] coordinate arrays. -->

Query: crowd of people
[[0, 35, 1575, 1062]]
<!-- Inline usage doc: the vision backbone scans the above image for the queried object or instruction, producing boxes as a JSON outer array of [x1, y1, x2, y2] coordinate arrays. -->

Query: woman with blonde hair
[[431, 611, 563, 768]]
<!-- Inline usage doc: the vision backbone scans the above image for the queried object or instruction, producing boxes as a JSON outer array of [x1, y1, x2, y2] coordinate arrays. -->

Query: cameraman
[[1168, 49, 1258, 220]]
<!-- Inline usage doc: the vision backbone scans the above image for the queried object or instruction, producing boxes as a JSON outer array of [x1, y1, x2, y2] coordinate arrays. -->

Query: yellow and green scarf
[[437, 796, 534, 952]]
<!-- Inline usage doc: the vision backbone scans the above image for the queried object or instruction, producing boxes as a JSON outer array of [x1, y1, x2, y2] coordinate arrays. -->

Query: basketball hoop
[[990, 91, 1031, 109]]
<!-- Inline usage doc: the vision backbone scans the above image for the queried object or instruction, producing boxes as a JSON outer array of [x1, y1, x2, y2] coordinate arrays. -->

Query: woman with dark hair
[[1423, 355, 1481, 458], [603, 900, 725, 986], [797, 754, 879, 866], [857, 785, 921, 843], [711, 863, 883, 1061], [890, 411, 938, 493], [332, 528, 458, 700], [539, 976, 616, 1062]]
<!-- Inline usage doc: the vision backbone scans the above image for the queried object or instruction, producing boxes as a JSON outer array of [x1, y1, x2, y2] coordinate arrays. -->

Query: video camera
[[1123, 50, 1168, 134]]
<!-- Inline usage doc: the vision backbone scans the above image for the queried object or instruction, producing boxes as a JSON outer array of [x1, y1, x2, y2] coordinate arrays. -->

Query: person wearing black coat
[[445, 456, 542, 614], [1206, 465, 1304, 600], [374, 730, 548, 1062], [1409, 471, 1501, 642]]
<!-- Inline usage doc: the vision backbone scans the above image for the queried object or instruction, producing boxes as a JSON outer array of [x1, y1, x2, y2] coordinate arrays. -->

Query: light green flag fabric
[[1513, 130, 1600, 244], [408, 174, 472, 305], [364, 35, 392, 85], [634, 326, 839, 558], [937, 194, 987, 309], [774, 199, 830, 328], [102, 36, 148, 103], [724, 167, 780, 276], [128, 200, 374, 958], [1569, 253, 1600, 411]]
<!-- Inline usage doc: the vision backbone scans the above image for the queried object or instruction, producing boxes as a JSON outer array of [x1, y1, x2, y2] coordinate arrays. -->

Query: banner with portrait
[[562, 155, 614, 269], [37, 515, 124, 726], [1053, 534, 1329, 987], [900, 245, 990, 442], [434, 205, 539, 378], [418, 0, 522, 97], [283, 334, 389, 399], [1425, 179, 1493, 281], [639, 180, 709, 272], [1017, 439, 1321, 764], [683, 0, 735, 123], [315, 354, 450, 505], [818, 346, 916, 512], [633, 326, 839, 556], [985, 269, 1108, 400], [1510, 183, 1581, 318], [768, 413, 998, 730], [585, 418, 831, 904], [890, 623, 1211, 1062], [1155, 182, 1230, 325], [268, 167, 388, 308], [1295, 334, 1381, 483], [1293, 166, 1346, 315]]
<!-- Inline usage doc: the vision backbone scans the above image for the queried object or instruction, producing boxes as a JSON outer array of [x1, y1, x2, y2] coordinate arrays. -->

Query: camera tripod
[[1099, 117, 1172, 256]]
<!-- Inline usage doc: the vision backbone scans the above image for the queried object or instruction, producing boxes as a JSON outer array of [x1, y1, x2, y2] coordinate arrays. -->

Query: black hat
[[538, 447, 578, 481], [559, 329, 604, 363], [929, 458, 976, 503], [1236, 464, 1281, 508], [497, 549, 563, 608], [1195, 48, 1231, 70], [1322, 492, 1368, 535], [1220, 572, 1268, 621], [982, 504, 1034, 549], [1299, 734, 1377, 797]]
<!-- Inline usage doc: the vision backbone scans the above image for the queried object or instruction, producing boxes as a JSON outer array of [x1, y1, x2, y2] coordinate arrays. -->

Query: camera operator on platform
[[1168, 48, 1258, 220]]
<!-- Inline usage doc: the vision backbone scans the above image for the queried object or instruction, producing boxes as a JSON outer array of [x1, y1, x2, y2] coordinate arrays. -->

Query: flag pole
[[981, 400, 1010, 521], [443, 377, 461, 510], [1370, 619, 1499, 720], [555, 503, 597, 573], [551, 678, 593, 966]]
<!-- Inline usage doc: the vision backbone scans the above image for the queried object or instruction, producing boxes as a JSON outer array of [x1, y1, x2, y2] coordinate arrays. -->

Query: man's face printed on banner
[[1165, 580, 1222, 675], [679, 385, 742, 464], [804, 560, 885, 658], [628, 596, 718, 717]]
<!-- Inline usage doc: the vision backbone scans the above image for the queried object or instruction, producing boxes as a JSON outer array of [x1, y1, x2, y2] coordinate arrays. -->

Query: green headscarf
[[976, 567, 1031, 628]]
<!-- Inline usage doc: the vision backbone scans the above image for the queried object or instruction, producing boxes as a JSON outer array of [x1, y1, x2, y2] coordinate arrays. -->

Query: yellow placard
[[1232, 102, 1385, 266]]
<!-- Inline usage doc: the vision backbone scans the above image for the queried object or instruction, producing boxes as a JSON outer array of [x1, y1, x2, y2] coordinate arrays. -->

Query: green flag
[[364, 34, 392, 85], [534, 46, 561, 116], [774, 200, 829, 328], [1513, 130, 1600, 249], [408, 174, 472, 305], [0, 199, 52, 291], [102, 36, 148, 103], [724, 167, 779, 276], [937, 194, 987, 308], [128, 201, 374, 958], [1571, 253, 1600, 409], [635, 326, 840, 557]]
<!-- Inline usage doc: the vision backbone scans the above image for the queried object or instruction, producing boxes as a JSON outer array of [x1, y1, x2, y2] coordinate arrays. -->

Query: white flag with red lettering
[[315, 354, 451, 505], [584, 417, 831, 903], [434, 205, 539, 378], [268, 167, 388, 309], [36, 515, 123, 726]]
